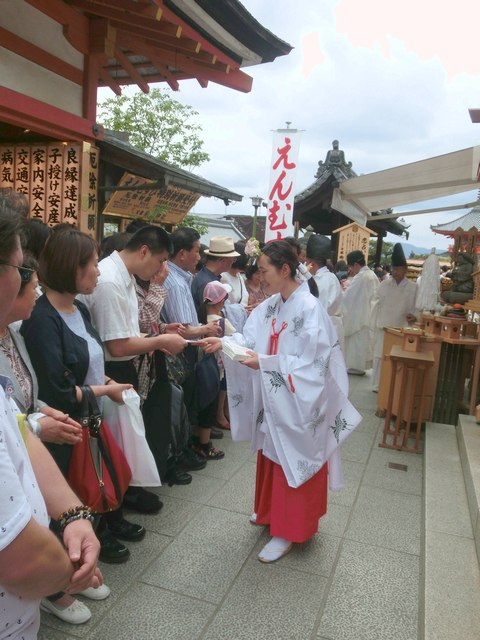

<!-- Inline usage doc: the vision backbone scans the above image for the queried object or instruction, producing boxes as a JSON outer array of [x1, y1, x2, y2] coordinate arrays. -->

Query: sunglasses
[[0, 262, 36, 283]]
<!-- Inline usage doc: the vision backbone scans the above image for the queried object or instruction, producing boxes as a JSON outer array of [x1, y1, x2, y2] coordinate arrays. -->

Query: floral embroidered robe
[[223, 281, 362, 489]]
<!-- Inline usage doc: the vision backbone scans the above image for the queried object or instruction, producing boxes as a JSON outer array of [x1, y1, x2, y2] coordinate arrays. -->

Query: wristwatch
[[27, 412, 46, 437]]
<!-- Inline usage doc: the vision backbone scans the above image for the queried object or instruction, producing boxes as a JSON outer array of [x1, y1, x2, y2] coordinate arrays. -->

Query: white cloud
[[106, 0, 480, 251]]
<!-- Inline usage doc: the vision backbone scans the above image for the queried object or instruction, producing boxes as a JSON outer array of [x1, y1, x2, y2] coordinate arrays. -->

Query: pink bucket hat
[[203, 281, 232, 304]]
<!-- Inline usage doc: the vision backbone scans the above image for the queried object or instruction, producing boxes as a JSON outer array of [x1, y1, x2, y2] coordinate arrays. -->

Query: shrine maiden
[[202, 241, 361, 563]]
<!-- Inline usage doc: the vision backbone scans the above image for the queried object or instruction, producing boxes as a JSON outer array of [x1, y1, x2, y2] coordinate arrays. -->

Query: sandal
[[193, 442, 225, 460]]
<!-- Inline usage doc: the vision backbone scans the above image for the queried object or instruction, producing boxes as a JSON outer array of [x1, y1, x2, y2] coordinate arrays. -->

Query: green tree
[[369, 239, 393, 265], [177, 214, 208, 236], [97, 89, 210, 170]]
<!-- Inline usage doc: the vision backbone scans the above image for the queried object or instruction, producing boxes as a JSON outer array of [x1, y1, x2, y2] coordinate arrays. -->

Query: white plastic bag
[[102, 389, 161, 487]]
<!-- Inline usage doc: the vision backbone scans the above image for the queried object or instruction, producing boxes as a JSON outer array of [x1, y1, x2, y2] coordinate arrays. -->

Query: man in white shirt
[[372, 243, 417, 391], [79, 225, 187, 511], [343, 250, 379, 375], [306, 234, 344, 351]]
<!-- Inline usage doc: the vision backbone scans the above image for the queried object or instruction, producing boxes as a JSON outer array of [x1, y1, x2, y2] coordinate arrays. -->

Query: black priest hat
[[306, 234, 331, 262], [391, 243, 407, 268]]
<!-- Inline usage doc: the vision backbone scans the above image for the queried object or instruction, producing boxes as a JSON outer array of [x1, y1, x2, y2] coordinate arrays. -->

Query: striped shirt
[[162, 261, 199, 325]]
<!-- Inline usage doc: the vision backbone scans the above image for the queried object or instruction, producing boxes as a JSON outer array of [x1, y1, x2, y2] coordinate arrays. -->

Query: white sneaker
[[249, 512, 258, 525], [40, 598, 92, 624], [258, 536, 293, 563], [77, 583, 111, 600]]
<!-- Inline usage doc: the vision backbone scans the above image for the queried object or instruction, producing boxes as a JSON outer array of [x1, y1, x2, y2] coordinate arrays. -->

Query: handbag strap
[[80, 385, 124, 509], [95, 427, 124, 508], [79, 385, 102, 435]]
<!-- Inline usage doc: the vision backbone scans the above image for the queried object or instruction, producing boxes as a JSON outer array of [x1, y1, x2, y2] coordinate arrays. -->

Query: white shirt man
[[372, 264, 417, 391], [343, 251, 379, 375]]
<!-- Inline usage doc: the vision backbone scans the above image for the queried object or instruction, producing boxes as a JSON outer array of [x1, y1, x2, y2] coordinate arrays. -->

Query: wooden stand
[[380, 346, 434, 453]]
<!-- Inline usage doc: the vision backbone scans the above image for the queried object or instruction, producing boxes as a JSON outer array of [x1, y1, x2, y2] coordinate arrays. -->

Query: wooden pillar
[[374, 233, 384, 265]]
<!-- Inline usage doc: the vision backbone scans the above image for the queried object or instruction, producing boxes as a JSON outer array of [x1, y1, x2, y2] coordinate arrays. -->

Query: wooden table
[[380, 346, 434, 453]]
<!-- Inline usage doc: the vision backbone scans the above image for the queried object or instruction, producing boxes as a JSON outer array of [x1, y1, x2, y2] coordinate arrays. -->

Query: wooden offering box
[[439, 316, 474, 340], [402, 328, 423, 352], [421, 313, 477, 340], [421, 313, 442, 337]]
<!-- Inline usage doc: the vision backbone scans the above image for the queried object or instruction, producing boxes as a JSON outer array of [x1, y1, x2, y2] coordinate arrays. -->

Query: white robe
[[373, 277, 418, 359], [313, 266, 344, 352], [223, 282, 362, 489], [372, 277, 418, 388], [343, 266, 379, 371]]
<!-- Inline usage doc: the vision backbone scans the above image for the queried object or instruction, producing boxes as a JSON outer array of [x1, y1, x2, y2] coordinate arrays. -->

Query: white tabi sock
[[258, 536, 293, 563]]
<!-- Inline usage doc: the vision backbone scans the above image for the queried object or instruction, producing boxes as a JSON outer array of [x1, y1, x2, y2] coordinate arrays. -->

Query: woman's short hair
[[39, 228, 97, 294], [23, 218, 52, 259]]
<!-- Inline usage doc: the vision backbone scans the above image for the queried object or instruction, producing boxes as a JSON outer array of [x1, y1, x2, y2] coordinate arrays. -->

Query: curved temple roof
[[66, 0, 292, 93], [431, 206, 480, 237]]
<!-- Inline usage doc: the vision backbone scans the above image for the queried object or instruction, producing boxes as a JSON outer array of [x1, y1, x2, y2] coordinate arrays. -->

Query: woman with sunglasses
[[19, 229, 144, 621], [0, 252, 113, 625]]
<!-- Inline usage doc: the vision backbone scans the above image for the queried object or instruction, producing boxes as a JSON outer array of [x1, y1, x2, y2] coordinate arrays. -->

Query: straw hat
[[204, 235, 240, 258]]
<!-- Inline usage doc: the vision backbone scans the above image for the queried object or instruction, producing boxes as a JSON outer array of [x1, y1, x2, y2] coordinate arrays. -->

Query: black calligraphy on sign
[[30, 147, 46, 221], [62, 145, 79, 223], [15, 147, 30, 195], [0, 147, 15, 188], [80, 145, 99, 234], [46, 146, 63, 226]]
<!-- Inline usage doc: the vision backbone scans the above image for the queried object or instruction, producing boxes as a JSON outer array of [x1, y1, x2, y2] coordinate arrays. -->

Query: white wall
[[0, 0, 83, 116]]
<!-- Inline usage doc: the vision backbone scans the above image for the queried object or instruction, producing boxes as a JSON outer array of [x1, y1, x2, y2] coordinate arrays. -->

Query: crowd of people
[[1, 185, 429, 638]]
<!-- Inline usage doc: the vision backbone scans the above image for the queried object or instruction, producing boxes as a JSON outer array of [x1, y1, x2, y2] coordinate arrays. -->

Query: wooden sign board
[[103, 172, 200, 225], [0, 142, 99, 233], [333, 222, 377, 263]]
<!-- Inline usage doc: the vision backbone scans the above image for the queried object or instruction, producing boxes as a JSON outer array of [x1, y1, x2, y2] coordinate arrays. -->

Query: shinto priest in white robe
[[343, 265, 379, 372], [223, 281, 362, 490]]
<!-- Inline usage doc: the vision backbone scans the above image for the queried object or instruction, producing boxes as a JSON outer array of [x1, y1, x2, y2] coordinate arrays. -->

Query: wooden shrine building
[[294, 141, 409, 263], [0, 0, 292, 235]]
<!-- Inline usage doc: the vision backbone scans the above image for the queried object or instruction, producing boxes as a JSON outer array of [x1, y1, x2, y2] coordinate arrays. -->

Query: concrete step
[[423, 421, 480, 640], [457, 414, 480, 564]]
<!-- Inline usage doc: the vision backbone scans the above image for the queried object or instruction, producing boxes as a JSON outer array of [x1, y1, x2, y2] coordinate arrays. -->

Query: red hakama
[[254, 450, 328, 543]]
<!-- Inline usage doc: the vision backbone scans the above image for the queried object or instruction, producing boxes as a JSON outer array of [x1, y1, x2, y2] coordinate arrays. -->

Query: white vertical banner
[[265, 128, 301, 242]]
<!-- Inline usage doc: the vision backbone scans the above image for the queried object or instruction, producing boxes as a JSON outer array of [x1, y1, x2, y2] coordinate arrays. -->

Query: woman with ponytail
[[202, 240, 360, 563]]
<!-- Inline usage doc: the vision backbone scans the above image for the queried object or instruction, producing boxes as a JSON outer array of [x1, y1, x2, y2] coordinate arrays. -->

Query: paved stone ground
[[39, 373, 422, 640]]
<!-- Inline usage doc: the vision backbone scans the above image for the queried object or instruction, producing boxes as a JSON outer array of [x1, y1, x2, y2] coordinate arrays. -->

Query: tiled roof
[[431, 206, 480, 236]]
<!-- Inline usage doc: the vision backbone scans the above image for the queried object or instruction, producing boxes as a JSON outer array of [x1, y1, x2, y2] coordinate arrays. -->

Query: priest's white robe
[[372, 277, 418, 389], [313, 266, 344, 352], [343, 266, 379, 372], [223, 281, 361, 489]]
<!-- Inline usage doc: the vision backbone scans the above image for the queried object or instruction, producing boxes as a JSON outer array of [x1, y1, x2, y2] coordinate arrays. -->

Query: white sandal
[[40, 598, 91, 624], [77, 583, 111, 600], [258, 537, 293, 563]]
